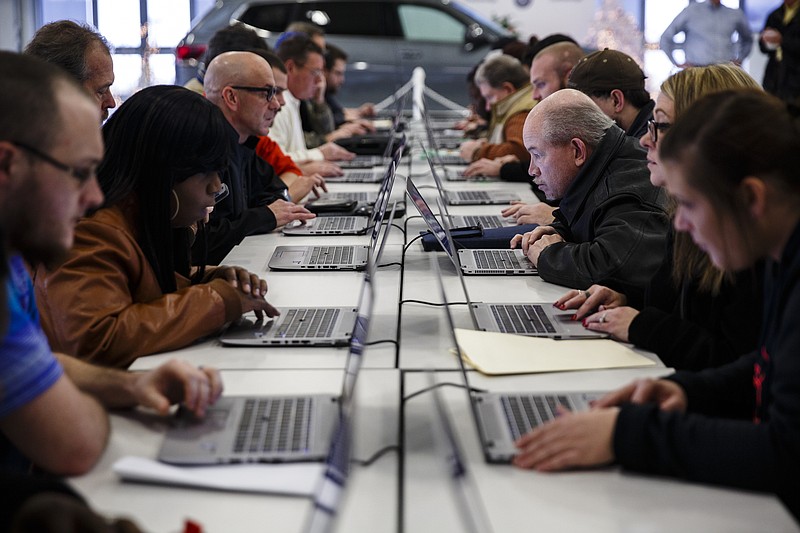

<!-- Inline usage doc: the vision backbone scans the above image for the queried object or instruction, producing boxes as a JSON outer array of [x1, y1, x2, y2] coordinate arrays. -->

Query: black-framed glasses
[[213, 183, 229, 204], [647, 119, 672, 143], [11, 140, 95, 184], [229, 85, 280, 102]]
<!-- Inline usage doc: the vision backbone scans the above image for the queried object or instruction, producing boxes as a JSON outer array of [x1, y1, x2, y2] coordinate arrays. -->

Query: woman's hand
[[594, 378, 688, 413], [582, 306, 639, 342], [513, 407, 619, 471], [554, 285, 627, 320]]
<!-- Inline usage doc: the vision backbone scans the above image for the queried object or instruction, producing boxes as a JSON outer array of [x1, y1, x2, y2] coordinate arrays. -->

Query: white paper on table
[[113, 456, 324, 496]]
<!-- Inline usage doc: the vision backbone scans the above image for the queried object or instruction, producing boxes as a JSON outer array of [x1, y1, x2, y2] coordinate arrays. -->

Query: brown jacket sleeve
[[35, 212, 242, 368], [472, 112, 530, 163]]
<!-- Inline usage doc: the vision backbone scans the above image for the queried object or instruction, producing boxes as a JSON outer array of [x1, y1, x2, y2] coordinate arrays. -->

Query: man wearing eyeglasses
[[203, 50, 316, 264], [0, 52, 223, 483], [510, 90, 668, 303], [270, 34, 356, 169]]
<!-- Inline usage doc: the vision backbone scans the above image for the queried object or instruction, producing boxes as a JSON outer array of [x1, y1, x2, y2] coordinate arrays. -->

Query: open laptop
[[269, 178, 396, 270], [427, 372, 494, 533], [419, 145, 511, 229], [422, 191, 605, 339], [406, 177, 536, 276], [431, 255, 604, 463], [158, 256, 376, 465]]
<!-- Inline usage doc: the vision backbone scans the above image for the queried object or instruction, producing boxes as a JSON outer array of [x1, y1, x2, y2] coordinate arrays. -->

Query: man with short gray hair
[[459, 54, 534, 164], [25, 20, 116, 121], [511, 89, 668, 300]]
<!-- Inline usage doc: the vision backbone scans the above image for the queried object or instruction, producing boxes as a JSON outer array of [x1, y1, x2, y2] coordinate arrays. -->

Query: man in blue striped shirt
[[660, 0, 754, 67]]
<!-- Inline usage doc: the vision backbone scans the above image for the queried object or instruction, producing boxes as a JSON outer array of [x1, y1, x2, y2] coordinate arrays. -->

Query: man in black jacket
[[760, 0, 800, 102], [202, 51, 314, 264], [511, 89, 668, 302]]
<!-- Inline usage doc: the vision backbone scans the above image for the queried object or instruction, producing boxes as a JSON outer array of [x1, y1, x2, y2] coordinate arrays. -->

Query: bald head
[[522, 89, 613, 200], [529, 42, 584, 101], [525, 89, 614, 148], [204, 51, 279, 141], [205, 51, 273, 101]]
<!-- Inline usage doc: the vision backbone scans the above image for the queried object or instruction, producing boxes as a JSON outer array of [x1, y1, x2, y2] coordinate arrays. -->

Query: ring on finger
[[583, 290, 591, 299], [598, 313, 607, 324]]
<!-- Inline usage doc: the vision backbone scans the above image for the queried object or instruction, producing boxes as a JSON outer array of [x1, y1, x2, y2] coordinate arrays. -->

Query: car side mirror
[[464, 23, 489, 51]]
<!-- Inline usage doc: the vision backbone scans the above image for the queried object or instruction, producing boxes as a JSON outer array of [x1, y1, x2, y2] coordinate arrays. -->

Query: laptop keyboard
[[316, 218, 357, 231], [277, 308, 340, 338], [460, 215, 503, 229], [451, 190, 490, 202], [501, 394, 573, 440], [473, 250, 527, 271], [324, 192, 372, 202], [340, 171, 376, 182], [489, 304, 556, 334], [308, 246, 354, 265], [234, 397, 311, 453], [340, 156, 383, 168]]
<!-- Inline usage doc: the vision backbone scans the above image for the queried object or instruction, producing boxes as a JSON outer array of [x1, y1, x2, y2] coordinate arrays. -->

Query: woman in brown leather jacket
[[34, 86, 278, 368]]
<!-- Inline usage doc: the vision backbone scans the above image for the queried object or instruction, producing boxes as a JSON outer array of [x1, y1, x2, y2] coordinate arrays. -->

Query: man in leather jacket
[[511, 89, 668, 303]]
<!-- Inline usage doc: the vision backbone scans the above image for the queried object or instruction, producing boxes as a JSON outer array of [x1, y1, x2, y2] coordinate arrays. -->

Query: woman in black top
[[514, 89, 800, 520]]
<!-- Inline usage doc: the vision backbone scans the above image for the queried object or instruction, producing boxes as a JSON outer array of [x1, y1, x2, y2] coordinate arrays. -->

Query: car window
[[302, 2, 391, 37], [239, 4, 295, 32], [397, 4, 465, 43]]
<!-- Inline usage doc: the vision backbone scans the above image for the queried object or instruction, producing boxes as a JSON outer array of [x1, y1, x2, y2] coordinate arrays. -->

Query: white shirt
[[269, 90, 324, 162]]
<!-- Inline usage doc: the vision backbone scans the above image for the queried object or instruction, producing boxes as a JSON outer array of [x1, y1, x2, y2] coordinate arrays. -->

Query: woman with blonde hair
[[556, 64, 764, 370]]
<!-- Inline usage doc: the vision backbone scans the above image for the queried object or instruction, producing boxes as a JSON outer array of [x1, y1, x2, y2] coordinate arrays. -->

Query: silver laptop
[[325, 167, 386, 183], [432, 255, 604, 464], [338, 154, 386, 169], [158, 269, 375, 466], [406, 178, 536, 277], [420, 106, 497, 182], [284, 144, 401, 237], [427, 372, 494, 533], [315, 191, 378, 204], [426, 191, 605, 339]]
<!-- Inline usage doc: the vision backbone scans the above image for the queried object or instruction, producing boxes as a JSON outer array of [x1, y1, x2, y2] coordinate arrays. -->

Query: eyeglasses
[[214, 183, 229, 204], [299, 64, 324, 78], [11, 140, 96, 184], [647, 119, 672, 144], [230, 85, 280, 102]]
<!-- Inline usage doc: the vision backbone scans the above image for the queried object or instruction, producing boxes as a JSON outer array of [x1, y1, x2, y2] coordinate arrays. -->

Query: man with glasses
[[0, 52, 223, 479], [271, 34, 355, 166], [510, 89, 668, 303], [203, 50, 316, 264], [25, 20, 116, 121]]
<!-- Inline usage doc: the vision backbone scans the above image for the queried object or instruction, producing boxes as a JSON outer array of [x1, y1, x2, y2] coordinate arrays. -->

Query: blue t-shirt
[[0, 255, 62, 418]]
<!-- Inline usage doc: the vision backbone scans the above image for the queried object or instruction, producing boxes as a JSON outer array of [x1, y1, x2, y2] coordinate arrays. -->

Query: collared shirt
[[660, 1, 754, 66], [268, 90, 324, 163]]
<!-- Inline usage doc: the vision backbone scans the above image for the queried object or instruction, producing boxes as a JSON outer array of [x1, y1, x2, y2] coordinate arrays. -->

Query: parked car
[[175, 0, 513, 108]]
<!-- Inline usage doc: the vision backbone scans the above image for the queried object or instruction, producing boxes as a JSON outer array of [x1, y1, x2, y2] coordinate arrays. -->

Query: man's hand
[[459, 139, 485, 162], [132, 359, 223, 418], [510, 226, 562, 266], [594, 378, 688, 413], [289, 173, 328, 201], [319, 142, 355, 161], [501, 202, 556, 225], [298, 160, 343, 177], [463, 158, 503, 178], [268, 199, 316, 227]]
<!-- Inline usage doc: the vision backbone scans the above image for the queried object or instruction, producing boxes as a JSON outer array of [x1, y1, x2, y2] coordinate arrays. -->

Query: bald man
[[511, 89, 668, 301], [200, 51, 314, 264], [529, 41, 585, 101]]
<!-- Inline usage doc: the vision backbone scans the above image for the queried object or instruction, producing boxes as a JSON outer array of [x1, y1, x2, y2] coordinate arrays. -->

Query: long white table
[[75, 133, 799, 532]]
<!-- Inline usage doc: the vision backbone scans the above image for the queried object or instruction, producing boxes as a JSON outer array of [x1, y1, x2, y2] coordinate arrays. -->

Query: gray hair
[[475, 54, 528, 89], [25, 20, 110, 84], [540, 96, 614, 149]]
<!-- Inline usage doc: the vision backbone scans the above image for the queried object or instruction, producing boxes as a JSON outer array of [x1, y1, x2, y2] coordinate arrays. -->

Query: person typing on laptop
[[510, 89, 669, 303], [553, 65, 764, 372], [0, 53, 222, 482], [35, 86, 278, 368], [514, 89, 800, 522]]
